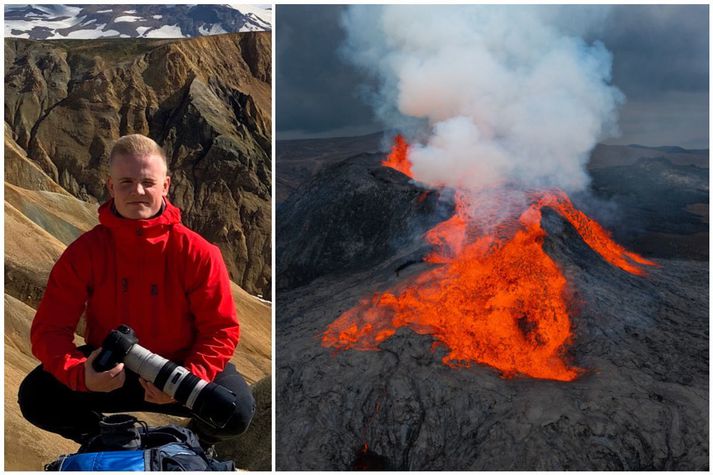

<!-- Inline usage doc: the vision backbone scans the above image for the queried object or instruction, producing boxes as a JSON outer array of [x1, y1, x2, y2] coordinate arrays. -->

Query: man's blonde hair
[[109, 134, 168, 171]]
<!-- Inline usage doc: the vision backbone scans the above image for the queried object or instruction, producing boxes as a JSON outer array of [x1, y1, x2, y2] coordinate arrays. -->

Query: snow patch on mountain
[[114, 15, 142, 23], [64, 27, 107, 39], [199, 23, 229, 35], [144, 24, 183, 38]]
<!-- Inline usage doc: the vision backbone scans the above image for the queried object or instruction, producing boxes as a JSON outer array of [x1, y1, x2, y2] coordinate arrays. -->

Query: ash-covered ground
[[276, 138, 708, 470]]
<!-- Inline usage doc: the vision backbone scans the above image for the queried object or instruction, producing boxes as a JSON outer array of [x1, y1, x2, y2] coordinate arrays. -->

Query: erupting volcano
[[322, 136, 657, 381]]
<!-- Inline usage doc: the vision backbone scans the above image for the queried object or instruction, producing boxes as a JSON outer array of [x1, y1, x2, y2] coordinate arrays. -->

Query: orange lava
[[381, 134, 413, 178], [322, 137, 657, 382], [534, 192, 658, 276]]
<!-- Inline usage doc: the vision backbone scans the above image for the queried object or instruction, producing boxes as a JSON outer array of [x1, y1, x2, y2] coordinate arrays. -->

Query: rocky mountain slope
[[5, 4, 271, 40], [276, 142, 708, 470], [6, 32, 271, 296], [5, 33, 272, 470]]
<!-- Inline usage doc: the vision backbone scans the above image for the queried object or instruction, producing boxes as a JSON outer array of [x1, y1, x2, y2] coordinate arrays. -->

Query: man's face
[[107, 153, 170, 219]]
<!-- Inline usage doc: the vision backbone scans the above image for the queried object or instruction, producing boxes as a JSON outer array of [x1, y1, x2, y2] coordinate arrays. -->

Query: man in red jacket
[[18, 134, 255, 448]]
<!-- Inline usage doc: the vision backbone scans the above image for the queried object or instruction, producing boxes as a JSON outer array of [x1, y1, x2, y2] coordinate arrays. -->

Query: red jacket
[[30, 199, 240, 392]]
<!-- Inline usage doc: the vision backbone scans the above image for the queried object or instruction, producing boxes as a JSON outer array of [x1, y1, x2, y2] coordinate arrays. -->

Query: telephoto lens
[[94, 325, 237, 429]]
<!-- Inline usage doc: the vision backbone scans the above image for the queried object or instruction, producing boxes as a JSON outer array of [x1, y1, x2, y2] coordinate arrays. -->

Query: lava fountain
[[322, 136, 657, 382], [381, 134, 412, 177]]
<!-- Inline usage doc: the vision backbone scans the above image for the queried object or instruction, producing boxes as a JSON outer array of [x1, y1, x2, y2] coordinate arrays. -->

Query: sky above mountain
[[277, 5, 708, 149]]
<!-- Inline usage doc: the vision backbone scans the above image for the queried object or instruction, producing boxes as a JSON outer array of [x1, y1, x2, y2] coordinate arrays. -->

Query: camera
[[93, 325, 237, 429]]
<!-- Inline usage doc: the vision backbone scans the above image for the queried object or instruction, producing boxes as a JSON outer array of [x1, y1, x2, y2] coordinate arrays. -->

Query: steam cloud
[[341, 5, 624, 192]]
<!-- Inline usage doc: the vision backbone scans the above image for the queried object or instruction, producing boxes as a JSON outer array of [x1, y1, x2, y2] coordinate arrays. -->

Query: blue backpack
[[44, 415, 234, 471]]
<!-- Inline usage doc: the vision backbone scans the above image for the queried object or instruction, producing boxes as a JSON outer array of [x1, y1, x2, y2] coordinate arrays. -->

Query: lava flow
[[381, 134, 412, 177], [322, 137, 658, 382]]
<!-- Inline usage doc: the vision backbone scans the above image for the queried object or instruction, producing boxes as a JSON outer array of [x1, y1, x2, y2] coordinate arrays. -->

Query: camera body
[[93, 325, 237, 429], [92, 325, 138, 372]]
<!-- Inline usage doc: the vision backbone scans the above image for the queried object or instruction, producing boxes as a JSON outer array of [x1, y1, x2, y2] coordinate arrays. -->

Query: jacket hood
[[98, 198, 182, 231]]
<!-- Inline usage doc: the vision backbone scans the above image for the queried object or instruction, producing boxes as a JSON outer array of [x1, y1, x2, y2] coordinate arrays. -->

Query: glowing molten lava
[[323, 137, 657, 382], [381, 134, 413, 178]]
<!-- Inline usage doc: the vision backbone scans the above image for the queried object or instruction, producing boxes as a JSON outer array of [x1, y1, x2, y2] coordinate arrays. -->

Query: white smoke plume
[[341, 5, 624, 193]]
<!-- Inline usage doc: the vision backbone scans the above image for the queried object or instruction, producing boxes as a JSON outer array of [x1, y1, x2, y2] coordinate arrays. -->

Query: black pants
[[18, 347, 255, 446]]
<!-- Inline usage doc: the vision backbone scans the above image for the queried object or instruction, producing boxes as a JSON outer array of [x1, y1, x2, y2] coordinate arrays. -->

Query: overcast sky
[[276, 5, 708, 149]]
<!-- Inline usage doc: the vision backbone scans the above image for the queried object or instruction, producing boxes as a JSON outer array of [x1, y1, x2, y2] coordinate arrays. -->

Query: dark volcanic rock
[[277, 152, 449, 290], [587, 156, 708, 260], [276, 153, 709, 470], [5, 34, 271, 296], [276, 133, 385, 203]]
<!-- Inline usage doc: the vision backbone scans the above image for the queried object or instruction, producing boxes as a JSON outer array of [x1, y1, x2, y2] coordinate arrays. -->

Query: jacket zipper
[[150, 282, 160, 341], [121, 276, 129, 328]]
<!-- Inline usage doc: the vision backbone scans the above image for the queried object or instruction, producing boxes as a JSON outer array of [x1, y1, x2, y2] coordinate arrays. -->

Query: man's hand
[[139, 378, 176, 405], [85, 348, 126, 392]]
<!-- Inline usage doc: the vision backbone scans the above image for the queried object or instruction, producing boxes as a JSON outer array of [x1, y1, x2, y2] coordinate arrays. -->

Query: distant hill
[[589, 143, 708, 169], [5, 4, 271, 40]]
